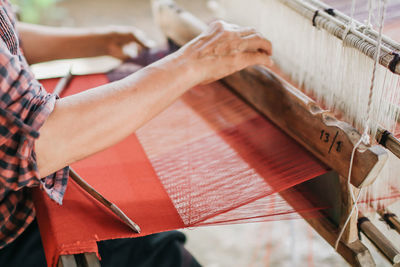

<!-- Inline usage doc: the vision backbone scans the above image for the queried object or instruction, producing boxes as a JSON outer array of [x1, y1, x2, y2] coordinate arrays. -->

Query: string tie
[[324, 8, 335, 16], [334, 126, 370, 250], [361, 127, 370, 145], [389, 52, 400, 73], [341, 22, 355, 41], [312, 10, 319, 27], [313, 9, 335, 27], [378, 130, 391, 147]]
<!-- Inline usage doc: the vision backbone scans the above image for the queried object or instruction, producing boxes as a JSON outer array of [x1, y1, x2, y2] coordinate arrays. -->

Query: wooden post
[[338, 176, 360, 244], [58, 253, 100, 267], [358, 215, 400, 264]]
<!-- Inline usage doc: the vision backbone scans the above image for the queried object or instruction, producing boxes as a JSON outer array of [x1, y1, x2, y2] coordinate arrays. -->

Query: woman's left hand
[[102, 26, 155, 60]]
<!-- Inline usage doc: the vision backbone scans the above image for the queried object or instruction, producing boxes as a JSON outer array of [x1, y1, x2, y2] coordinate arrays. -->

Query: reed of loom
[[152, 0, 400, 266]]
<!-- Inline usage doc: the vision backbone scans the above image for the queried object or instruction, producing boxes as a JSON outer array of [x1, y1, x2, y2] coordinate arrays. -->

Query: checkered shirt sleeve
[[0, 0, 69, 249]]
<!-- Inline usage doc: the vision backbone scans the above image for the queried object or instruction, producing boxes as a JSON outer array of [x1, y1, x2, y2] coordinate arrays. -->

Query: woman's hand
[[178, 20, 273, 85], [17, 23, 155, 64], [101, 25, 155, 60], [36, 20, 273, 176]]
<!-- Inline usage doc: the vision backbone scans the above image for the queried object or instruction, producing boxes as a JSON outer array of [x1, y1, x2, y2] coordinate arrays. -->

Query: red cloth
[[33, 74, 327, 267]]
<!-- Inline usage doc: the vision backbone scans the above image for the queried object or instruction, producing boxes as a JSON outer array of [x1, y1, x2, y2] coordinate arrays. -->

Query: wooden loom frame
[[151, 0, 400, 266], [58, 1, 400, 266]]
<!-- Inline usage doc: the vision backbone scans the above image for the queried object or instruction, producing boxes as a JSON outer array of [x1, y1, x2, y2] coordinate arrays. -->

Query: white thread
[[334, 0, 387, 249], [216, 0, 398, 216], [366, 0, 373, 30], [341, 22, 354, 41], [217, 0, 400, 139], [334, 130, 367, 250], [342, 0, 357, 40]]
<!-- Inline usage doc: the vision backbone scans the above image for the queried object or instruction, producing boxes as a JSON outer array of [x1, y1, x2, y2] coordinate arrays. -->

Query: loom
[[151, 0, 400, 265], [30, 0, 400, 266]]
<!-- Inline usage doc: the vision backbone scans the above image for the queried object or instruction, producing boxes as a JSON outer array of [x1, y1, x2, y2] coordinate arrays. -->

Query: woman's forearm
[[35, 52, 195, 177], [18, 22, 113, 64]]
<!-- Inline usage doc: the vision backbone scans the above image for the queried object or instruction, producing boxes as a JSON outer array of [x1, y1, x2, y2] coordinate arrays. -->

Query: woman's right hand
[[176, 20, 273, 85]]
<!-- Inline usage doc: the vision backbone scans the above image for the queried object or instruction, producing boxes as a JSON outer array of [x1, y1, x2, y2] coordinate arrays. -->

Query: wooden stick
[[53, 73, 141, 233], [376, 128, 400, 159], [53, 69, 73, 96], [358, 215, 400, 265], [58, 255, 77, 267], [377, 209, 400, 235], [69, 169, 141, 233]]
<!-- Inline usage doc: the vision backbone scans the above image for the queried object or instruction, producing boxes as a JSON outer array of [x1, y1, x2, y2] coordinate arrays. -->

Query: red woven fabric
[[33, 73, 327, 267]]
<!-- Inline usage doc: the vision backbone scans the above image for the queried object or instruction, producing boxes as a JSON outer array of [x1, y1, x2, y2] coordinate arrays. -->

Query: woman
[[0, 0, 272, 265]]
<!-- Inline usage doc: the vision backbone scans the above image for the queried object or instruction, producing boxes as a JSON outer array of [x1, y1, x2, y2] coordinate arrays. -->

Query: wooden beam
[[222, 68, 387, 187], [83, 253, 101, 267], [152, 0, 388, 188], [377, 209, 400, 235], [279, 178, 376, 266], [58, 253, 101, 267], [358, 215, 400, 265], [58, 255, 77, 267], [376, 128, 400, 159]]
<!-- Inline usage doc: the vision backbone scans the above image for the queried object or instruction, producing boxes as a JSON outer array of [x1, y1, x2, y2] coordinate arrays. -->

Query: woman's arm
[[35, 21, 273, 177], [17, 22, 151, 64]]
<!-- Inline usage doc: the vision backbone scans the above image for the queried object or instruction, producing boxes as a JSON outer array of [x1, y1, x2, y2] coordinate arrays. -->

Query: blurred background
[[10, 0, 213, 43], [10, 0, 394, 266]]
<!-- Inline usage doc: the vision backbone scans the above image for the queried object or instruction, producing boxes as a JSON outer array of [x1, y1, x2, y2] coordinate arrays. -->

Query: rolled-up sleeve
[[0, 40, 68, 205]]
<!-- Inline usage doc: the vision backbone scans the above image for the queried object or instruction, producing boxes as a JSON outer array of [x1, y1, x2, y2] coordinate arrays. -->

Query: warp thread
[[335, 0, 388, 250], [341, 0, 357, 40], [389, 52, 400, 73]]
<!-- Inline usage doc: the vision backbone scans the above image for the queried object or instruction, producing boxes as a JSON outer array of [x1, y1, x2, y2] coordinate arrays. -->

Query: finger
[[242, 33, 272, 55], [131, 31, 156, 49], [238, 27, 257, 37], [117, 29, 155, 49], [236, 51, 274, 69], [220, 23, 256, 38]]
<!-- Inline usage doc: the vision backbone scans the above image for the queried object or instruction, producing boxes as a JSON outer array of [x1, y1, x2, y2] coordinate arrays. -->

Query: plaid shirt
[[0, 0, 69, 248]]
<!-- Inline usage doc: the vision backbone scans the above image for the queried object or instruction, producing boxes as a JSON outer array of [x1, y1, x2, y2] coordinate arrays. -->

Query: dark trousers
[[0, 219, 201, 267]]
